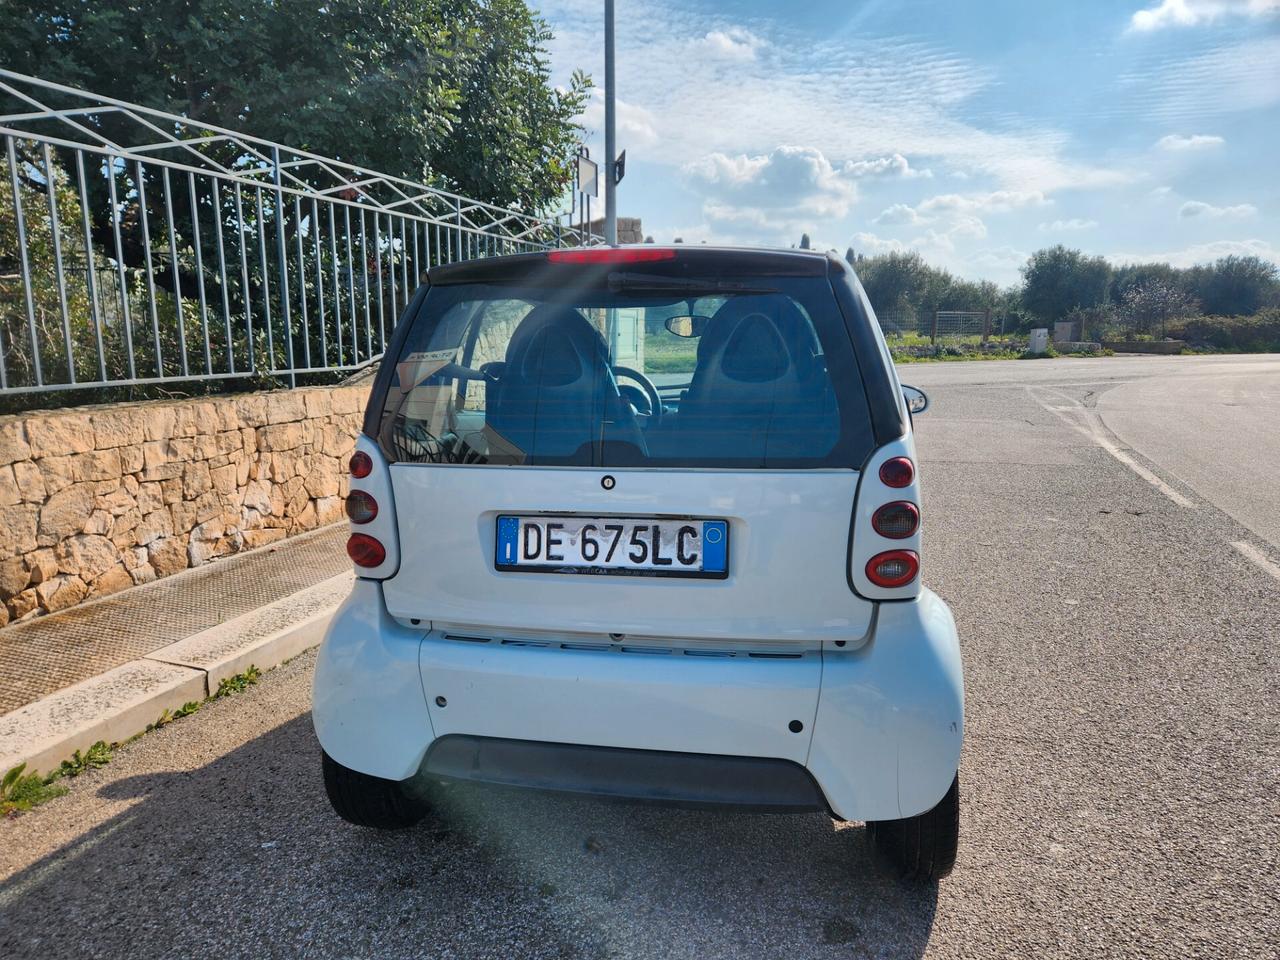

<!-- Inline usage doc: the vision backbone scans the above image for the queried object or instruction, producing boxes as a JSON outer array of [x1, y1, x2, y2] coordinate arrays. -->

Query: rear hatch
[[374, 248, 881, 644]]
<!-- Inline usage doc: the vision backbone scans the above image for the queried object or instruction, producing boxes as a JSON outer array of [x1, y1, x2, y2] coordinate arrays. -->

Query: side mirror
[[665, 315, 711, 338], [903, 385, 929, 415]]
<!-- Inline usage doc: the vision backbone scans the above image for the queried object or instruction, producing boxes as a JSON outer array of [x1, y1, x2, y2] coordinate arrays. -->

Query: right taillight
[[345, 490, 378, 524], [347, 533, 386, 568], [349, 451, 373, 478], [872, 501, 919, 539], [879, 457, 914, 488], [866, 550, 919, 588]]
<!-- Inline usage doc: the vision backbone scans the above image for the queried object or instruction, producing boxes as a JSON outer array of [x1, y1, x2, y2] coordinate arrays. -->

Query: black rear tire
[[321, 751, 432, 829], [866, 773, 959, 881]]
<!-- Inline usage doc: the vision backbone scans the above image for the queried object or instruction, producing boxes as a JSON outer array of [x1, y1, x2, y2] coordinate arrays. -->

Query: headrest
[[701, 297, 818, 384], [506, 305, 607, 387]]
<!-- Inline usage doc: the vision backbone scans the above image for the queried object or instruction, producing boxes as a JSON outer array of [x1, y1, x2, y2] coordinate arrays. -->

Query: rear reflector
[[879, 457, 914, 488], [347, 533, 386, 568], [345, 490, 378, 524], [865, 550, 919, 588], [546, 247, 676, 265], [349, 451, 373, 478], [871, 501, 919, 539]]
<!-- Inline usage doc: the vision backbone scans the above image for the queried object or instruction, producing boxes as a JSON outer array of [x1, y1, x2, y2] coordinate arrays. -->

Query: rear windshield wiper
[[606, 272, 779, 294]]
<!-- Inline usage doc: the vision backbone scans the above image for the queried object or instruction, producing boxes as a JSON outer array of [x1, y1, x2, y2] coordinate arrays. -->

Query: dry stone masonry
[[0, 384, 370, 627]]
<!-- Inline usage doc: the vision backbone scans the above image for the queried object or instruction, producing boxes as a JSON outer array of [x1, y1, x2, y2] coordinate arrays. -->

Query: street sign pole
[[604, 0, 617, 245]]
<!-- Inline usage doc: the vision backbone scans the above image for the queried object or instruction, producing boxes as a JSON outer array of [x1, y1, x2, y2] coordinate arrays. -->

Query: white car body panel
[[380, 465, 875, 644], [312, 579, 963, 820]]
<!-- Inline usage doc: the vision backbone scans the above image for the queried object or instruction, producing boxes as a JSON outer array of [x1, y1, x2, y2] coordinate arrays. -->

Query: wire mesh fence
[[0, 69, 594, 397], [874, 309, 1008, 346]]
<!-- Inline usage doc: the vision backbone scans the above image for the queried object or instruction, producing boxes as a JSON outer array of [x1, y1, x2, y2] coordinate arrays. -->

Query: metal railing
[[0, 69, 595, 396]]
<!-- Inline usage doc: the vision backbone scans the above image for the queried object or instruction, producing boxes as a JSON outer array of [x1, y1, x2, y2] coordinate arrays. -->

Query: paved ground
[[2, 354, 1278, 959], [0, 524, 349, 714]]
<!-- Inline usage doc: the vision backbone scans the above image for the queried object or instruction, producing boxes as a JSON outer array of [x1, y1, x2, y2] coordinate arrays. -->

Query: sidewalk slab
[[146, 572, 353, 694], [0, 524, 350, 716], [0, 660, 206, 777], [0, 524, 355, 777]]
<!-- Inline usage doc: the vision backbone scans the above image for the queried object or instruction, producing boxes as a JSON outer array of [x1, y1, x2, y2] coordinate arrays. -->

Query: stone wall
[[0, 384, 370, 627]]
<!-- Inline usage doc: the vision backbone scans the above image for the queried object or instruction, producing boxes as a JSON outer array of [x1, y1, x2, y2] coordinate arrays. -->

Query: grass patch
[[147, 701, 201, 732], [892, 348, 1025, 364], [4, 665, 268, 819], [57, 741, 113, 778], [215, 665, 262, 699], [1, 763, 68, 816]]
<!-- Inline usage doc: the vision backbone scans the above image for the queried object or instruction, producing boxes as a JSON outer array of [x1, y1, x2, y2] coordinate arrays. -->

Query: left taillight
[[345, 489, 378, 524], [344, 437, 398, 579], [347, 533, 386, 568]]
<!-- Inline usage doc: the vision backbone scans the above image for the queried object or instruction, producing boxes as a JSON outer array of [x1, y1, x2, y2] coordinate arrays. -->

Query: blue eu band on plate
[[496, 515, 729, 579]]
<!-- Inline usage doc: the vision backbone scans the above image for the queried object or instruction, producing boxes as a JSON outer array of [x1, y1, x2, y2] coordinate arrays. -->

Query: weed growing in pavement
[[215, 665, 262, 698], [147, 701, 202, 731], [1, 763, 68, 816], [57, 741, 113, 778], [10, 664, 270, 818]]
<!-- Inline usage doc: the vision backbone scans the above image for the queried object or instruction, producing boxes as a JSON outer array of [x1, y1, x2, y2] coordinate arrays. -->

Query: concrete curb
[[0, 572, 354, 777]]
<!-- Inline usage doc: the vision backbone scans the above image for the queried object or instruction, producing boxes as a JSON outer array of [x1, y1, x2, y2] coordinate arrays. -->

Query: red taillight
[[349, 451, 373, 478], [345, 490, 378, 524], [347, 533, 386, 568], [866, 550, 919, 588], [872, 501, 919, 539], [546, 247, 676, 264], [879, 457, 914, 488]]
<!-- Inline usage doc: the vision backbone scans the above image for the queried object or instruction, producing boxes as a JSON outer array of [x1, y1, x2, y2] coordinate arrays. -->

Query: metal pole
[[604, 0, 617, 245], [271, 147, 295, 386]]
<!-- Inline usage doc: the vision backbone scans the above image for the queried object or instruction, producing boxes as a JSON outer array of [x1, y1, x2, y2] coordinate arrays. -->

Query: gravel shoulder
[[2, 362, 1277, 960]]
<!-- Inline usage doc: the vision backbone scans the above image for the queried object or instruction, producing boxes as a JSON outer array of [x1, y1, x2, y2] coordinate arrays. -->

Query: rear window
[[371, 269, 875, 469]]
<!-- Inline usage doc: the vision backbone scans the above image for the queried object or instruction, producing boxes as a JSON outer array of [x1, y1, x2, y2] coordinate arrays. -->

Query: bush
[[1168, 310, 1280, 352]]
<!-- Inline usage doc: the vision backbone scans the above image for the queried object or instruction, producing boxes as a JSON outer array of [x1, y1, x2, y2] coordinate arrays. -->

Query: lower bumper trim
[[422, 735, 829, 813]]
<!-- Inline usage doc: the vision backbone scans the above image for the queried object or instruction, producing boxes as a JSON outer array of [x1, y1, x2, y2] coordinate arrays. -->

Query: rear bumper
[[424, 735, 829, 812], [312, 580, 963, 821]]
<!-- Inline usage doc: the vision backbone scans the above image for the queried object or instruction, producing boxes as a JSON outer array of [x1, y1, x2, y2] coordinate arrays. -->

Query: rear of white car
[[313, 246, 963, 880]]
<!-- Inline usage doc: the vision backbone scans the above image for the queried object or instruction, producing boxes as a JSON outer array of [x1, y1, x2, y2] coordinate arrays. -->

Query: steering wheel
[[612, 365, 663, 421]]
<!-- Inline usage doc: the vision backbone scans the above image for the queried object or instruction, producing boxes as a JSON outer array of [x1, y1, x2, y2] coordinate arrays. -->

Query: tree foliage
[[848, 241, 1277, 337], [0, 0, 589, 213], [1020, 245, 1112, 325]]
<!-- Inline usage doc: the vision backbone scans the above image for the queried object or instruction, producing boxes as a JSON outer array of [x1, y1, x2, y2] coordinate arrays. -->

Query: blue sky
[[539, 0, 1280, 285]]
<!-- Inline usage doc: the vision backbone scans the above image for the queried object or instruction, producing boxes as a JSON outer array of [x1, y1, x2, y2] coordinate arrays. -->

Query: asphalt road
[[2, 355, 1278, 960]]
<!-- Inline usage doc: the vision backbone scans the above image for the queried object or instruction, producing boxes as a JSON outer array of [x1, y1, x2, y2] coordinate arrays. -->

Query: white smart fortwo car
[[313, 245, 963, 881]]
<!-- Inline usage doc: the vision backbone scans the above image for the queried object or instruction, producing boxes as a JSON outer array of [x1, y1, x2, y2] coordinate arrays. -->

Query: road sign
[[615, 150, 626, 185], [577, 154, 598, 198]]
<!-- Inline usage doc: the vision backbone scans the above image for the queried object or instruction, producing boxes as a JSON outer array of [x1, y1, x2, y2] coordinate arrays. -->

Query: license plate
[[495, 515, 729, 579]]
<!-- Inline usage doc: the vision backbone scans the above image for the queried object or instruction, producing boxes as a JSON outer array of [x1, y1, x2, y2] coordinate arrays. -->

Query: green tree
[[1184, 256, 1279, 317], [1020, 245, 1112, 325], [0, 0, 589, 213]]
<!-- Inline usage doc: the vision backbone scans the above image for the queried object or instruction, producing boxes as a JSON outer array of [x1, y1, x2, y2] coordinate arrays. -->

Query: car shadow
[[0, 715, 938, 960]]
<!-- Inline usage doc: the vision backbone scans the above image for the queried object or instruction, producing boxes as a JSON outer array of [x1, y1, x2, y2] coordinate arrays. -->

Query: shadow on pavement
[[0, 715, 937, 959]]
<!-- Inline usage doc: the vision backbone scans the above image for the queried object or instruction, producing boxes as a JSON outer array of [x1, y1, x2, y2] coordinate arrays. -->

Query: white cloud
[[849, 231, 908, 256], [701, 28, 765, 60], [841, 153, 932, 179], [1117, 35, 1280, 122], [874, 203, 925, 226], [542, 0, 1125, 195], [1178, 200, 1257, 218], [1130, 0, 1280, 31], [1113, 239, 1280, 268], [917, 190, 1051, 214], [684, 145, 861, 235], [579, 90, 659, 147], [1038, 218, 1099, 232], [1155, 133, 1224, 151]]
